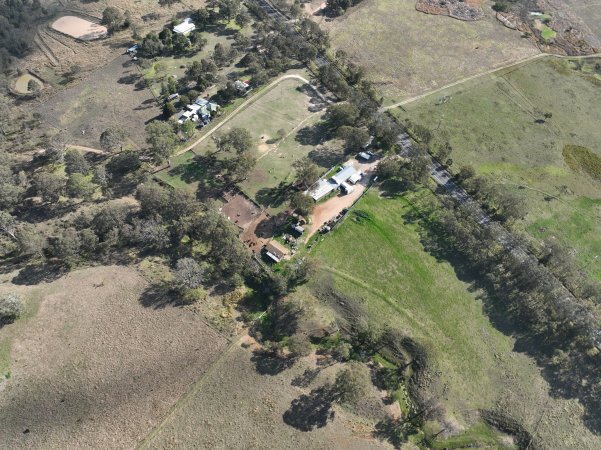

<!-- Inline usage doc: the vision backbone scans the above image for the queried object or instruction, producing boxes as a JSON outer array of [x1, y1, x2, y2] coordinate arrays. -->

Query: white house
[[331, 165, 358, 185], [234, 80, 250, 94], [173, 18, 195, 35]]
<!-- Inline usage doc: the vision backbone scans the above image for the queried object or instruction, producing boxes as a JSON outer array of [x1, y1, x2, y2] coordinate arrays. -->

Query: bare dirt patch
[[0, 265, 228, 449], [51, 16, 107, 41], [14, 73, 44, 94], [416, 0, 484, 21], [221, 191, 263, 230]]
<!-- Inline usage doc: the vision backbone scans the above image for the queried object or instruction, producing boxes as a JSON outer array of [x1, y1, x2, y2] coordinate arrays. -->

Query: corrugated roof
[[331, 165, 357, 185]]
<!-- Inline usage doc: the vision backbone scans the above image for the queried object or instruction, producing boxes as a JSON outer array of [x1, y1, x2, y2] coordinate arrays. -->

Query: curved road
[[174, 74, 328, 157]]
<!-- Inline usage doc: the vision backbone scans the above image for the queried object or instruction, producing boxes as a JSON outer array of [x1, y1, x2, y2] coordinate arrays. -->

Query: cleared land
[[51, 16, 107, 41], [320, 0, 539, 102], [0, 265, 228, 449], [394, 55, 601, 279], [142, 339, 391, 449], [310, 189, 601, 448], [37, 54, 160, 148]]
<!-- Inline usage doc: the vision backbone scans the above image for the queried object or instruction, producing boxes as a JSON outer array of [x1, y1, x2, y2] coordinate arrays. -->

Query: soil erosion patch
[[416, 0, 484, 21]]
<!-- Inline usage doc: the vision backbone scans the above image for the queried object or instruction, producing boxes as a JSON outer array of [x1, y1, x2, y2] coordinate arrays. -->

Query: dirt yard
[[221, 192, 263, 230], [308, 159, 377, 238], [0, 265, 228, 449], [51, 16, 107, 40], [36, 54, 160, 147]]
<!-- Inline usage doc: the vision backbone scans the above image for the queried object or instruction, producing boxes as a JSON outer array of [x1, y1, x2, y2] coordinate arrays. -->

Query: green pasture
[[394, 56, 601, 278], [310, 188, 599, 447]]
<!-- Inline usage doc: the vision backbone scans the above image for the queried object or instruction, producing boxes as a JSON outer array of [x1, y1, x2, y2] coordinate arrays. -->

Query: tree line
[[0, 0, 55, 72]]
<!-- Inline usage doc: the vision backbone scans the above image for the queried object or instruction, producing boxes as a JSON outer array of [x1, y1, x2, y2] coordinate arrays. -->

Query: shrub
[[0, 294, 23, 325], [288, 333, 312, 358]]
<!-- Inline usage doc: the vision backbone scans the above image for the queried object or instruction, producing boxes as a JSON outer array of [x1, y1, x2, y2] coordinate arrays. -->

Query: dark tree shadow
[[254, 212, 289, 239], [255, 182, 293, 209], [250, 349, 293, 376], [117, 73, 140, 84], [138, 284, 184, 309], [295, 123, 329, 146], [307, 145, 344, 168], [11, 263, 68, 286], [283, 385, 336, 431], [291, 367, 321, 388]]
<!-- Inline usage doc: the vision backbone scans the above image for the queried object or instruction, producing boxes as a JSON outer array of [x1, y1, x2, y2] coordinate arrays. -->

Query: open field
[[51, 16, 107, 40], [37, 54, 160, 148], [320, 0, 539, 102], [158, 75, 334, 212], [0, 265, 228, 449], [142, 339, 391, 449], [394, 55, 601, 279], [310, 189, 601, 448]]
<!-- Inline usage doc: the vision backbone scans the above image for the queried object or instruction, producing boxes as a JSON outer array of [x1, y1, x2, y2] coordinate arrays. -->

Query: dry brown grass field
[[0, 265, 228, 449], [36, 54, 161, 148], [143, 340, 392, 450], [319, 0, 540, 102]]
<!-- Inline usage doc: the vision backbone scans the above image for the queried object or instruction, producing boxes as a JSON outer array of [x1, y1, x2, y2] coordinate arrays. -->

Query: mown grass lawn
[[154, 72, 335, 210]]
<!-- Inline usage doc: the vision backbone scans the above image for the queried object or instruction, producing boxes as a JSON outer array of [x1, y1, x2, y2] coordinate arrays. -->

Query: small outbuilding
[[291, 223, 305, 235], [340, 181, 354, 195], [264, 240, 290, 263], [348, 172, 362, 185], [234, 80, 250, 94]]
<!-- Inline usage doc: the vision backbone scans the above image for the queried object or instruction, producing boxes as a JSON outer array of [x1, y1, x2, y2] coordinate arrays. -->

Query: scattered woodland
[[0, 0, 600, 448]]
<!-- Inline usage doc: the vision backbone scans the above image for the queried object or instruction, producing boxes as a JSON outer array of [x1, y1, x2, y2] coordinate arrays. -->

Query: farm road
[[384, 52, 601, 110], [174, 74, 329, 157]]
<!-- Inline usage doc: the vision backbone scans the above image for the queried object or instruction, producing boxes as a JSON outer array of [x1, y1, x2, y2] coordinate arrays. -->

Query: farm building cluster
[[307, 162, 364, 201], [177, 97, 220, 125]]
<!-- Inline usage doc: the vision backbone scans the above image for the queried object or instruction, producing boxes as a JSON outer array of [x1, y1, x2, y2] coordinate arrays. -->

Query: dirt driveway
[[307, 158, 378, 239]]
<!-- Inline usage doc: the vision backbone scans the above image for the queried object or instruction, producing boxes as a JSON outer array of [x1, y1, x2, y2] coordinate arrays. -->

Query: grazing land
[[0, 265, 228, 449], [394, 55, 601, 279], [142, 340, 390, 449], [320, 0, 539, 102], [37, 54, 160, 148], [158, 75, 334, 212], [310, 189, 601, 448]]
